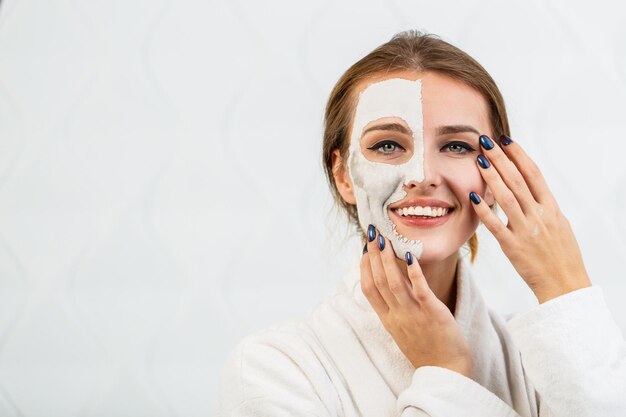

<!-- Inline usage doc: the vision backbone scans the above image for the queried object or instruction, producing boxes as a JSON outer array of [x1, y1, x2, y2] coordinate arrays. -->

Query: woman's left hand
[[470, 135, 592, 304]]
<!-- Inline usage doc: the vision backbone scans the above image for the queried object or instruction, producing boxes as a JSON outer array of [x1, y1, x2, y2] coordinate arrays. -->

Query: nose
[[403, 157, 441, 191]]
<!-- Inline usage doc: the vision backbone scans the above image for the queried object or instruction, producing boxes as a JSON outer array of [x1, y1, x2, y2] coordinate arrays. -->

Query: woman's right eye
[[366, 140, 405, 155]]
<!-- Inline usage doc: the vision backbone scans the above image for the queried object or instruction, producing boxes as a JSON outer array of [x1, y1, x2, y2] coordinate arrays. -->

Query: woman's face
[[346, 70, 494, 263]]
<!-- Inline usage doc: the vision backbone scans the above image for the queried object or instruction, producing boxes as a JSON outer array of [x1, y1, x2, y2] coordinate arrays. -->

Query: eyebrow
[[436, 125, 480, 136], [362, 123, 412, 136], [361, 123, 481, 137]]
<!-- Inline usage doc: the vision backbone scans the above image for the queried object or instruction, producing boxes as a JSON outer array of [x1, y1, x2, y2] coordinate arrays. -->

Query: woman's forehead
[[351, 71, 490, 133]]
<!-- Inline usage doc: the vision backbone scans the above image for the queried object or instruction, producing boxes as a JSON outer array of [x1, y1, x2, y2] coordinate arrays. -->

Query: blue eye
[[442, 141, 476, 154], [367, 140, 405, 155]]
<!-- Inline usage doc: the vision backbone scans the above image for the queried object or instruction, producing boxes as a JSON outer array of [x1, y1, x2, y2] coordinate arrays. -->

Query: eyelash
[[366, 140, 476, 155], [442, 141, 476, 154], [367, 140, 404, 155]]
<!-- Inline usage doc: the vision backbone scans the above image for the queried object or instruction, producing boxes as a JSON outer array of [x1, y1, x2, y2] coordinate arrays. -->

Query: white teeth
[[394, 206, 450, 218]]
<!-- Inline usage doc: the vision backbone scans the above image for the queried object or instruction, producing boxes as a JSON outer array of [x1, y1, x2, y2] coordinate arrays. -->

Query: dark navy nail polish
[[500, 135, 513, 146], [367, 224, 376, 242], [477, 154, 490, 169], [479, 135, 494, 150], [469, 192, 481, 204], [377, 234, 385, 251], [405, 251, 413, 265], [363, 243, 368, 254]]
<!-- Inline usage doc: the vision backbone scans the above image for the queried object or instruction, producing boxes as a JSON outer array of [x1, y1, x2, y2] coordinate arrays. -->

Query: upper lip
[[389, 198, 454, 210]]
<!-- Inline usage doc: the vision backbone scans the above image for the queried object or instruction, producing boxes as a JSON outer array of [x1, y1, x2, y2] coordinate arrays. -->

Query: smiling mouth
[[388, 206, 455, 241], [393, 206, 451, 218]]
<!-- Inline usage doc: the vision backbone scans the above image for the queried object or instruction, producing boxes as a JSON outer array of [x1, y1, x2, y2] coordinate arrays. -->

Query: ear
[[332, 149, 357, 205]]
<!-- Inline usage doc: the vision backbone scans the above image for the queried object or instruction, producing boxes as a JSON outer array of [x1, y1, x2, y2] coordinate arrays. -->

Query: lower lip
[[390, 208, 454, 228]]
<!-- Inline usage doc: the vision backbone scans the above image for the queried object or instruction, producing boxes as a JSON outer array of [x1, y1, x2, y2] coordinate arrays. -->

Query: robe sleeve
[[506, 286, 626, 416], [396, 366, 523, 416]]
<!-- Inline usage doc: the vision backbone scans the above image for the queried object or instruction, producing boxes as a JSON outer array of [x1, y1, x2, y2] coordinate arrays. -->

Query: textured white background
[[0, 0, 625, 415]]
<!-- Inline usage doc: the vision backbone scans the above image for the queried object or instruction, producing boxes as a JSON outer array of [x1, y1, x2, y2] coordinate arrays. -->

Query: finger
[[366, 225, 398, 308], [404, 251, 435, 305], [476, 152, 527, 229], [360, 252, 388, 316], [469, 191, 515, 246], [479, 134, 538, 214], [498, 135, 557, 207], [378, 237, 415, 307]]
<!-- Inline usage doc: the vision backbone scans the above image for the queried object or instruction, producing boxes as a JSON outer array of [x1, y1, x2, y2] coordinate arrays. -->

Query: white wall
[[0, 0, 624, 415]]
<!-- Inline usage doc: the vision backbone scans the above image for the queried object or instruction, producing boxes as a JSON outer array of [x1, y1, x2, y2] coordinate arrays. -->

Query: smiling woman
[[215, 31, 626, 417], [338, 71, 494, 271]]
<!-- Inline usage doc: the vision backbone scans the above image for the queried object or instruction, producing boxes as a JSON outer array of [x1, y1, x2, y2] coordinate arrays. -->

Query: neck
[[419, 251, 459, 316]]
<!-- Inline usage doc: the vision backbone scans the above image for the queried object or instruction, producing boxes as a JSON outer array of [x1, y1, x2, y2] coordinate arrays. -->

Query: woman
[[216, 31, 625, 416]]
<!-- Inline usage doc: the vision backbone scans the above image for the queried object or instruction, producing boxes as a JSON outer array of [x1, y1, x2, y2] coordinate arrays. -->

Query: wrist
[[434, 358, 473, 379], [534, 280, 592, 304]]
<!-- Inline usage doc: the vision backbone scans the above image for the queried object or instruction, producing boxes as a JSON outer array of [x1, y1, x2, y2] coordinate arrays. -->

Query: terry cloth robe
[[215, 252, 626, 416]]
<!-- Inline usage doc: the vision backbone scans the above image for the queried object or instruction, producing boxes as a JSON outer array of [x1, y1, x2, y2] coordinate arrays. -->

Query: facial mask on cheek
[[347, 78, 425, 259]]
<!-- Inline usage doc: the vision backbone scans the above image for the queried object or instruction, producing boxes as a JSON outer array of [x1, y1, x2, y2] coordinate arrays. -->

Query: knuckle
[[415, 289, 430, 303], [360, 279, 374, 295], [527, 161, 541, 177], [510, 175, 525, 192], [388, 279, 404, 294], [373, 275, 386, 289], [494, 152, 512, 167], [548, 210, 567, 229], [490, 150, 506, 162], [491, 222, 508, 239], [500, 192, 517, 208]]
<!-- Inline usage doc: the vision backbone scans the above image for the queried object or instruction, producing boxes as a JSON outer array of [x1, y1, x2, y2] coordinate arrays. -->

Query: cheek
[[350, 152, 406, 204], [442, 160, 486, 196]]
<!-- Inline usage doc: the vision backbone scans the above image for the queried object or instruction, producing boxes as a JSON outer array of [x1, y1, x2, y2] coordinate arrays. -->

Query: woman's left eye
[[442, 141, 476, 154], [367, 140, 405, 155]]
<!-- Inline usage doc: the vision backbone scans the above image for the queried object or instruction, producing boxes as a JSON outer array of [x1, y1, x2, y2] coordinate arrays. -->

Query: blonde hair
[[322, 31, 507, 262]]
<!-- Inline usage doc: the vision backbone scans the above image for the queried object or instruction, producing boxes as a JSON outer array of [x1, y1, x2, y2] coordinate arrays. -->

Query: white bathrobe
[[215, 253, 626, 416]]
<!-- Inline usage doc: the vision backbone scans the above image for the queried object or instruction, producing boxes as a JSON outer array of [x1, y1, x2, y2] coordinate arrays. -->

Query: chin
[[415, 242, 460, 264]]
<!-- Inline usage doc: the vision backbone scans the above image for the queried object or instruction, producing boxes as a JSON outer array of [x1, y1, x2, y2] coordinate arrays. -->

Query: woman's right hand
[[361, 225, 473, 377]]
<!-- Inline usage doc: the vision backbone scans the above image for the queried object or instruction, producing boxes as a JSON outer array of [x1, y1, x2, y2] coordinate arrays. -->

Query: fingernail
[[367, 224, 376, 242], [405, 251, 413, 265], [377, 234, 385, 251], [479, 135, 494, 150], [477, 154, 490, 169], [362, 243, 368, 254], [500, 134, 513, 146], [469, 191, 481, 204]]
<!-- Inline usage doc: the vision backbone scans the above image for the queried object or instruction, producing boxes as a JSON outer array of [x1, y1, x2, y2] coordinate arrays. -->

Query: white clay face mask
[[347, 78, 425, 259]]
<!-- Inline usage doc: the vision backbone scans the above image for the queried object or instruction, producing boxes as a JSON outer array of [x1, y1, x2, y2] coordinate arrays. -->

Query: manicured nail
[[377, 234, 385, 251], [477, 154, 490, 169], [500, 134, 513, 146], [367, 224, 376, 242], [479, 135, 494, 150], [405, 251, 413, 265], [469, 191, 481, 204], [362, 243, 368, 254]]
